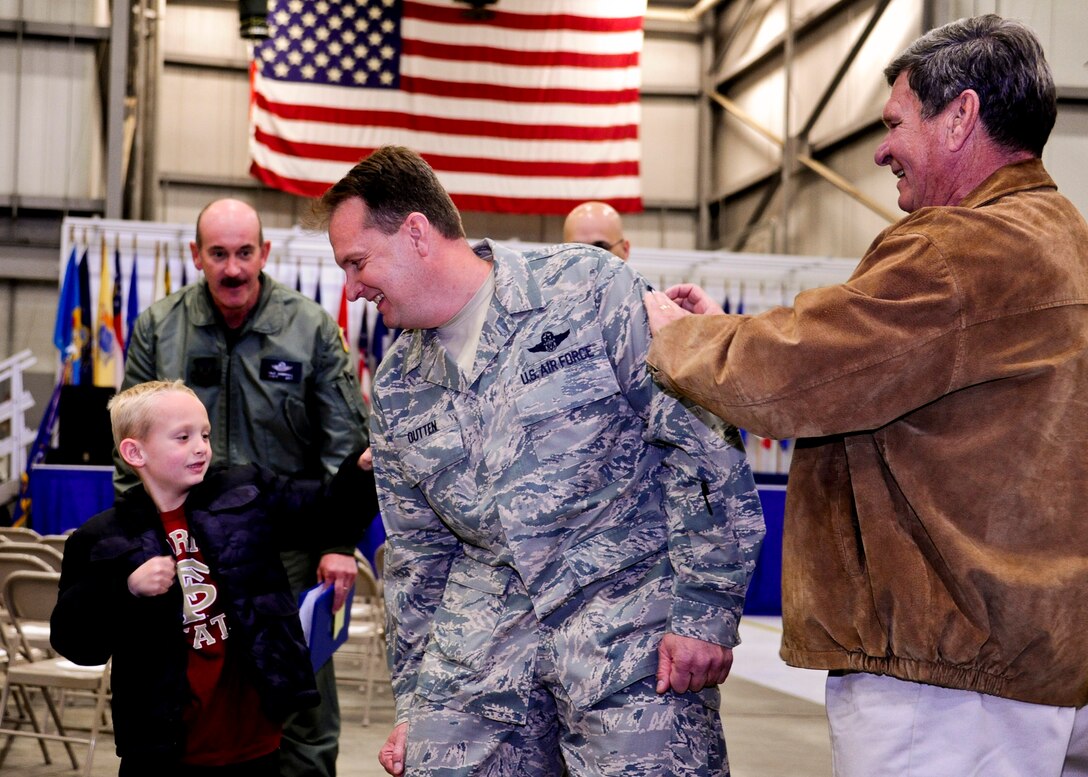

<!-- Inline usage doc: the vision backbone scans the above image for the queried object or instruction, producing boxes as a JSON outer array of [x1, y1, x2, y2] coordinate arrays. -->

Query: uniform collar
[[400, 240, 544, 389]]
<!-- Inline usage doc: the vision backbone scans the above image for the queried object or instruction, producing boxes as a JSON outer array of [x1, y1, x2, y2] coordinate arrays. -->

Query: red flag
[[336, 282, 350, 354], [337, 283, 350, 341], [357, 355, 373, 408], [249, 0, 645, 214], [357, 303, 372, 408], [112, 245, 125, 355]]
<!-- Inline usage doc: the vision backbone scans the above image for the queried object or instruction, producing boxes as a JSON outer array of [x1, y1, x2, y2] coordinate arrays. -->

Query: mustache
[[219, 277, 247, 288]]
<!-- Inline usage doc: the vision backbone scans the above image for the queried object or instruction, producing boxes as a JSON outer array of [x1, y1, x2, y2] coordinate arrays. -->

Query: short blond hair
[[107, 380, 198, 447]]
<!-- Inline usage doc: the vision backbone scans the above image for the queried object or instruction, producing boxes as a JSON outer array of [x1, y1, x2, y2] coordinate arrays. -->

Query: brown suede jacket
[[648, 159, 1088, 707]]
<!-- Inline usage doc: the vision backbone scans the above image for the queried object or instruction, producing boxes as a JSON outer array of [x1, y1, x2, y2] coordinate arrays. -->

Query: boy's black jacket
[[50, 453, 377, 761]]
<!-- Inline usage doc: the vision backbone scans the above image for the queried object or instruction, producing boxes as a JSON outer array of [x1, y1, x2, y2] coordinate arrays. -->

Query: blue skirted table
[[26, 464, 786, 616], [27, 464, 115, 535]]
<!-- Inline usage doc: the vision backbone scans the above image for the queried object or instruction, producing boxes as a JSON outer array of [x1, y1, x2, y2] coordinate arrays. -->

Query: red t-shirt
[[160, 507, 281, 765]]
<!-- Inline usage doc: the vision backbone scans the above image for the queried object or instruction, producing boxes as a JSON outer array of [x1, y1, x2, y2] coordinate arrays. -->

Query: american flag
[[249, 0, 645, 214]]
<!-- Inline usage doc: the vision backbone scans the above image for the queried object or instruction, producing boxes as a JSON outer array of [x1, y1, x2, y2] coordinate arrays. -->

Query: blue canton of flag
[[256, 0, 403, 89]]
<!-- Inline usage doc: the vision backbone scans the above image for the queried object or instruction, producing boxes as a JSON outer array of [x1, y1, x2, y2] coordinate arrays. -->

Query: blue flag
[[125, 251, 139, 358], [371, 311, 389, 366], [112, 246, 125, 355], [53, 244, 80, 359], [76, 248, 94, 385], [10, 380, 63, 528]]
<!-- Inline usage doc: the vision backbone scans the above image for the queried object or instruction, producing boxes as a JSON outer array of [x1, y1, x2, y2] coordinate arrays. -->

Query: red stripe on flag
[[404, 1, 643, 32], [425, 151, 639, 178], [254, 93, 638, 141], [251, 162, 328, 198], [452, 193, 643, 214], [254, 128, 639, 177], [399, 76, 639, 105], [403, 39, 641, 69], [249, 162, 642, 215]]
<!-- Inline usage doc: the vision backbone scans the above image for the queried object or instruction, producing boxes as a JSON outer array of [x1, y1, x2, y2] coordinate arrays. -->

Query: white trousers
[[825, 672, 1088, 777]]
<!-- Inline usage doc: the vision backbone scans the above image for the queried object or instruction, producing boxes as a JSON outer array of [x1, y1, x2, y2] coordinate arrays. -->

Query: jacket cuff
[[324, 449, 380, 551], [668, 598, 742, 649]]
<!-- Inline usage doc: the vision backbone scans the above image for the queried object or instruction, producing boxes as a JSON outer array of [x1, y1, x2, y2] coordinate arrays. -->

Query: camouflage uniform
[[371, 241, 764, 776]]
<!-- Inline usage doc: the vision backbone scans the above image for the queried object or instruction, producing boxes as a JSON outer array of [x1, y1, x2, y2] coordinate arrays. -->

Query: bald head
[[562, 201, 630, 261], [190, 198, 271, 328], [194, 198, 264, 249]]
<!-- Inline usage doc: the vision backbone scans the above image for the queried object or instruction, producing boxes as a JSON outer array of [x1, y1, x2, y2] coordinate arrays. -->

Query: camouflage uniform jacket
[[371, 241, 764, 725]]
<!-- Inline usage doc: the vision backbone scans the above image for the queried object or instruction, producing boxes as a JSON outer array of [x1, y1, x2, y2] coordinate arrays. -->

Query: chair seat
[[19, 622, 50, 648], [7, 658, 108, 690], [347, 621, 380, 640], [0, 570, 111, 776]]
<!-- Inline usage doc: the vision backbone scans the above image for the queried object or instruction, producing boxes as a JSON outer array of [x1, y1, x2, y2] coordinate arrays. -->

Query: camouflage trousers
[[404, 627, 729, 777]]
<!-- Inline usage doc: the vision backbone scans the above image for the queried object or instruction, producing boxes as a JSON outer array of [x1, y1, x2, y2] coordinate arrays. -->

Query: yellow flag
[[93, 235, 121, 388]]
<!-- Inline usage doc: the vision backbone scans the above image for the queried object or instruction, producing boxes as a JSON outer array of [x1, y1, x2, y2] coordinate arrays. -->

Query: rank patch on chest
[[260, 358, 302, 383], [527, 328, 571, 353]]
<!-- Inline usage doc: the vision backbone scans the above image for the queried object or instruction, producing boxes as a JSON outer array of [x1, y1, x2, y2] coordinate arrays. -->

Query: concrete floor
[[1, 618, 831, 776]]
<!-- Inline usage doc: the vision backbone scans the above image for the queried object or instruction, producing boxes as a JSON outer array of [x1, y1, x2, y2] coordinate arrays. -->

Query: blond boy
[[51, 380, 374, 777]]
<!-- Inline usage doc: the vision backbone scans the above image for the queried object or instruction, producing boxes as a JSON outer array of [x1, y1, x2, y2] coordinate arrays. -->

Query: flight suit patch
[[260, 358, 302, 383]]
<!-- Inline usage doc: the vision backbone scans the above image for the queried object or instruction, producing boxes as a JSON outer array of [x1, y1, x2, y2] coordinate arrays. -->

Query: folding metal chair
[[0, 558, 56, 767], [0, 543, 63, 572], [0, 527, 41, 543], [38, 535, 69, 557], [335, 551, 386, 726], [0, 571, 110, 776], [0, 554, 55, 657]]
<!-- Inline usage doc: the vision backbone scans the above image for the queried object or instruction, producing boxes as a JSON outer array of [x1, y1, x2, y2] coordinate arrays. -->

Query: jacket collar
[[398, 239, 545, 391], [185, 273, 283, 335], [958, 158, 1055, 210]]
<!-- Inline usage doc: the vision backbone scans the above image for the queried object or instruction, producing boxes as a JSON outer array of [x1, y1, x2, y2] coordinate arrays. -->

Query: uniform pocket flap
[[563, 522, 667, 588], [392, 415, 466, 486], [447, 562, 512, 595], [514, 325, 621, 425]]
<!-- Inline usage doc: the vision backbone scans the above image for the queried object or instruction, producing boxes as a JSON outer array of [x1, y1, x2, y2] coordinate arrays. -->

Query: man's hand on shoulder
[[666, 283, 726, 315], [655, 632, 734, 694]]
